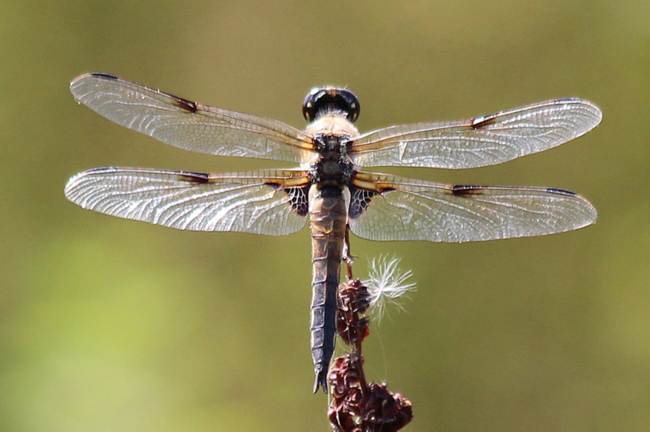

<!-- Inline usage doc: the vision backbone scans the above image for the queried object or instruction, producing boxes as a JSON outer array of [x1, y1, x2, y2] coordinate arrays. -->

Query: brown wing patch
[[172, 96, 198, 113], [349, 171, 396, 194], [349, 187, 376, 219], [470, 112, 499, 129], [348, 171, 401, 219], [286, 186, 310, 217], [451, 185, 488, 197], [262, 173, 311, 217], [264, 183, 310, 217], [177, 171, 211, 183]]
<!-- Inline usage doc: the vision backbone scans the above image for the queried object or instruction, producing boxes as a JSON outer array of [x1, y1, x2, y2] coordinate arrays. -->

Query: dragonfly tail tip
[[313, 372, 328, 394]]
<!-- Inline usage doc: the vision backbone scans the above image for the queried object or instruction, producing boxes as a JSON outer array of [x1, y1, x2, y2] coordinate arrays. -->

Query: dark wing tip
[[545, 187, 576, 196], [70, 72, 118, 87], [69, 73, 121, 100], [64, 167, 118, 197], [84, 166, 119, 174], [89, 72, 119, 80], [552, 97, 584, 104]]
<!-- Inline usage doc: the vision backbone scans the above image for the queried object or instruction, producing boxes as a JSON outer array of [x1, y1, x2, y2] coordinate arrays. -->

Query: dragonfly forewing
[[350, 98, 602, 169], [70, 73, 314, 163]]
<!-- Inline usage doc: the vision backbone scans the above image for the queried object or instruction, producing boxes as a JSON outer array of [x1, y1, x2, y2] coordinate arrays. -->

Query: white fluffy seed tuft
[[363, 255, 416, 321]]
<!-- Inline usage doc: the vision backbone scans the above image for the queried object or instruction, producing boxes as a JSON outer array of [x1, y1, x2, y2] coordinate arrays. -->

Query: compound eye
[[302, 88, 322, 122], [302, 87, 360, 123]]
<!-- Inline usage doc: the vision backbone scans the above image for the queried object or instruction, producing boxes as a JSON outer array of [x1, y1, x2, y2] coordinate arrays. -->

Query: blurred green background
[[1, 1, 649, 431]]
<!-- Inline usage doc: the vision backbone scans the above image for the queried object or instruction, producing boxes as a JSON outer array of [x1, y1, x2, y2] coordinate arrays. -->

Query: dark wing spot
[[266, 183, 309, 216], [285, 186, 310, 217], [349, 187, 377, 219], [178, 171, 211, 184], [86, 166, 118, 174], [452, 185, 487, 197], [173, 96, 198, 113], [471, 113, 498, 129], [90, 72, 119, 81], [546, 187, 576, 196]]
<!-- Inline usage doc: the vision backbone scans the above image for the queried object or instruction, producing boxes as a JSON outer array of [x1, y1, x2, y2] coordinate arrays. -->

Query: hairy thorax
[[303, 115, 360, 186]]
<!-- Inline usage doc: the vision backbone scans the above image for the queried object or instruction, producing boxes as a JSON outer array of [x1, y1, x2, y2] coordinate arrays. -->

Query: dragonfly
[[65, 73, 601, 393]]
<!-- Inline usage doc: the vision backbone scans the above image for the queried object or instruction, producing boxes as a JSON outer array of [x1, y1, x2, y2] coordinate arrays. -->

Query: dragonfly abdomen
[[309, 185, 348, 393]]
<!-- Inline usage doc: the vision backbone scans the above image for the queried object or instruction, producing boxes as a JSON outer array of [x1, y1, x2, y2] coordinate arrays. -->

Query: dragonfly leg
[[343, 225, 355, 279], [343, 225, 357, 261]]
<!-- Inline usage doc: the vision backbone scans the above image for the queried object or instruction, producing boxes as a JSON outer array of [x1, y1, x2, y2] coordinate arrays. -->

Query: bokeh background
[[1, 1, 649, 431]]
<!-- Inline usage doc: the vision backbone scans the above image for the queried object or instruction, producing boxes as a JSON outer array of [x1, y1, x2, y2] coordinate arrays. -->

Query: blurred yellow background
[[1, 1, 648, 431]]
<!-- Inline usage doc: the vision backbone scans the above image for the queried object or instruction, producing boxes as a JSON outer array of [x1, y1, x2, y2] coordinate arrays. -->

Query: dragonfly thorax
[[314, 133, 351, 153], [308, 134, 355, 185]]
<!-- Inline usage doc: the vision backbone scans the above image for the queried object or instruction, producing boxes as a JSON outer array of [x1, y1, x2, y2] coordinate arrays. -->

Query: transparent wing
[[65, 167, 310, 235], [350, 98, 602, 169], [70, 73, 314, 163], [348, 172, 597, 242]]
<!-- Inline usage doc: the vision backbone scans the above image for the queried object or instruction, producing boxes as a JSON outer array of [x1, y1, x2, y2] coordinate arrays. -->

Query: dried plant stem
[[327, 249, 413, 432]]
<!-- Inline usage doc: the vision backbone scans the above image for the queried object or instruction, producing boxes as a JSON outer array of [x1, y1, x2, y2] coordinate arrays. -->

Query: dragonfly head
[[303, 87, 360, 123]]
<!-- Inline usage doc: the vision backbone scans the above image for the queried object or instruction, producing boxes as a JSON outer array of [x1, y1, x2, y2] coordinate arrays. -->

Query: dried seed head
[[363, 256, 416, 321]]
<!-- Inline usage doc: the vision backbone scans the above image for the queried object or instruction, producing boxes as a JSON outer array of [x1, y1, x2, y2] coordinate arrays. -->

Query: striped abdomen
[[309, 185, 348, 393]]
